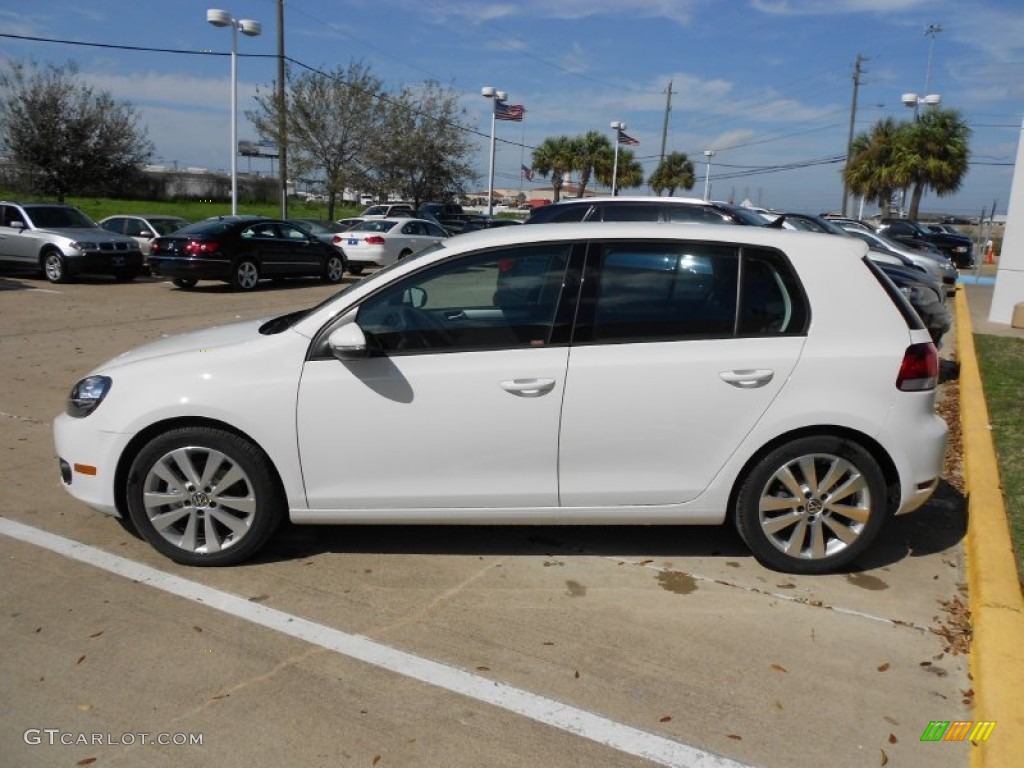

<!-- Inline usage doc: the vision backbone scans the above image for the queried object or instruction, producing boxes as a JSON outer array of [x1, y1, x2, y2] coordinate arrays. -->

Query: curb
[[955, 288, 1024, 765]]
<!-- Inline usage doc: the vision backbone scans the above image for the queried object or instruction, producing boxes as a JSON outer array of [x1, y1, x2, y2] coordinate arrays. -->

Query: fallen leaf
[[638, 559, 653, 565], [372, 755, 381, 766], [76, 655, 86, 665], [35, 627, 42, 633], [773, 700, 783, 710], [475, 666, 490, 672], [880, 748, 888, 765], [211, 694, 229, 700], [193, 626, 203, 633], [877, 663, 890, 672], [574, 670, 580, 679], [76, 759, 97, 766], [542, 642, 555, 646], [727, 734, 743, 741], [89, 631, 103, 639], [76, 703, 93, 712], [659, 716, 672, 723], [884, 716, 899, 725], [919, 661, 932, 666], [771, 663, 788, 673]]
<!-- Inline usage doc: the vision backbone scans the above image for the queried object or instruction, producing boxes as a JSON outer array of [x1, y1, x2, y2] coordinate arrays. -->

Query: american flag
[[521, 164, 535, 181], [495, 102, 525, 122], [617, 129, 639, 146]]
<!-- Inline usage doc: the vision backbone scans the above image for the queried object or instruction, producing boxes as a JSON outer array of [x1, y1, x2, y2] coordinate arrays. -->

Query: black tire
[[172, 278, 198, 289], [398, 249, 413, 260], [125, 426, 285, 566], [322, 254, 345, 284], [348, 265, 364, 276], [41, 249, 70, 283], [733, 436, 888, 574], [232, 259, 260, 291]]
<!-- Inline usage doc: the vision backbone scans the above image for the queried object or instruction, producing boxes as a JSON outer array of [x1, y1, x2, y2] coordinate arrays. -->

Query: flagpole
[[610, 121, 625, 196]]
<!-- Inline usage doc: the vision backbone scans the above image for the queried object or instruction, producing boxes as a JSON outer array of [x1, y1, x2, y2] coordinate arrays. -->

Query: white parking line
[[0, 517, 753, 768]]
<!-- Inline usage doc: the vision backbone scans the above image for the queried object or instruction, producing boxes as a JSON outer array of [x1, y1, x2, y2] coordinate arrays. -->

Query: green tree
[[0, 59, 152, 201], [844, 117, 904, 217], [573, 131, 614, 197], [595, 147, 644, 193], [901, 108, 971, 219], [368, 80, 476, 208], [649, 151, 695, 196], [248, 60, 385, 220], [531, 136, 577, 202]]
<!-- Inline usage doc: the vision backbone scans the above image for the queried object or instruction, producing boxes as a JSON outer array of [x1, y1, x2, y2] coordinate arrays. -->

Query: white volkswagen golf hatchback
[[55, 223, 947, 573]]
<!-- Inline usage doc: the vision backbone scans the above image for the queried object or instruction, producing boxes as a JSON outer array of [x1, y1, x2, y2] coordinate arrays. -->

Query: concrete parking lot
[[1, 269, 973, 767]]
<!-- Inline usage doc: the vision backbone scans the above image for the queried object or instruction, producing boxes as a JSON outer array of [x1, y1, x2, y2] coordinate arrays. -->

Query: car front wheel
[[172, 278, 198, 289], [125, 427, 284, 566], [232, 259, 260, 291], [733, 436, 887, 574], [42, 249, 70, 283]]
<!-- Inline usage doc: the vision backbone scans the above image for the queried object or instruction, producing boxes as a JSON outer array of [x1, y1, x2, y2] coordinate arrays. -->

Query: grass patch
[[974, 333, 1024, 577]]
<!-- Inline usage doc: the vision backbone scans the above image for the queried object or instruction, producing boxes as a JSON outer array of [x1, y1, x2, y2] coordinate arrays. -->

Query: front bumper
[[68, 250, 144, 275], [53, 412, 134, 517]]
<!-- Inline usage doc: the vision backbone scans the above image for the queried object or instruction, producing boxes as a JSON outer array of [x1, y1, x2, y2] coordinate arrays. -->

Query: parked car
[[0, 202, 145, 283], [523, 196, 769, 226], [360, 203, 415, 219], [148, 217, 346, 290], [875, 262, 951, 345], [335, 217, 366, 231], [54, 222, 946, 574], [876, 218, 974, 268], [926, 223, 964, 236], [339, 217, 448, 274], [98, 214, 190, 256], [840, 226, 958, 294]]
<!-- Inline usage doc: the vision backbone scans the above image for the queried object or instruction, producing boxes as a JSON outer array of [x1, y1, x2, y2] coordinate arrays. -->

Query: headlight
[[67, 375, 112, 417]]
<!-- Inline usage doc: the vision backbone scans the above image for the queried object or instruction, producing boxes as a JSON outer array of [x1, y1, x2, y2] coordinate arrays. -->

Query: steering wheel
[[385, 305, 454, 350]]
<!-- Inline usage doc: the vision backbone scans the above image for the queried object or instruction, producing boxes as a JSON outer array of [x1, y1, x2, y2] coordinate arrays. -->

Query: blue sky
[[2, 0, 1022, 216]]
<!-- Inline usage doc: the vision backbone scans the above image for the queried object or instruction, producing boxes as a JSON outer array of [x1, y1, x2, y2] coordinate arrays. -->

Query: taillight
[[150, 242, 160, 253], [332, 234, 343, 245], [896, 342, 938, 391], [184, 240, 219, 255], [364, 236, 386, 245]]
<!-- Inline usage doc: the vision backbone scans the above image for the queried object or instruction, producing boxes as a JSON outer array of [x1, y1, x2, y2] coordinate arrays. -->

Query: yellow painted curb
[[955, 288, 1024, 767]]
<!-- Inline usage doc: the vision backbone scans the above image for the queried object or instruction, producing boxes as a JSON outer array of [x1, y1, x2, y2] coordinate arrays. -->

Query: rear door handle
[[500, 378, 556, 397], [719, 369, 774, 388]]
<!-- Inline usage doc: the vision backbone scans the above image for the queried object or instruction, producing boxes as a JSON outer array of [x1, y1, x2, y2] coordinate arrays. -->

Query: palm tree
[[531, 136, 577, 202], [595, 148, 644, 193], [649, 152, 696, 196], [573, 131, 613, 197], [844, 117, 905, 217], [901, 108, 971, 219]]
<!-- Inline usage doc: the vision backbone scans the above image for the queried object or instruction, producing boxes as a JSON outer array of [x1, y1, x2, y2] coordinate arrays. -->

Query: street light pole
[[481, 86, 507, 217], [207, 9, 262, 216], [703, 149, 715, 201], [610, 121, 625, 196]]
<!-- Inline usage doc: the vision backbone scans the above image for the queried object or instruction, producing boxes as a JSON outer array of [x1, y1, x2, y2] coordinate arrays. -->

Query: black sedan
[[149, 217, 347, 291]]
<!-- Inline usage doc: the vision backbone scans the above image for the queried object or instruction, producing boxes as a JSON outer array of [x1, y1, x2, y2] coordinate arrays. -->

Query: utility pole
[[277, 0, 288, 219], [842, 54, 865, 217], [659, 80, 675, 169]]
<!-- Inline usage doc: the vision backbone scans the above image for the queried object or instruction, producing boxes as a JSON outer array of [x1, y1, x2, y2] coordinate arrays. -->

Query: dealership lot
[[1, 270, 972, 767]]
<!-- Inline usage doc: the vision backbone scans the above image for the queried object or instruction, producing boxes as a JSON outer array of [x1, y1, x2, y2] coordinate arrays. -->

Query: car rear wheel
[[41, 249, 70, 283], [125, 427, 284, 566], [322, 254, 345, 283], [733, 436, 887, 574], [172, 278, 198, 289], [348, 265, 363, 276], [232, 260, 259, 291]]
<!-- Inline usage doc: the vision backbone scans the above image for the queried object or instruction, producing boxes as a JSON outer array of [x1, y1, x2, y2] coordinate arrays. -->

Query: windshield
[[25, 206, 95, 229]]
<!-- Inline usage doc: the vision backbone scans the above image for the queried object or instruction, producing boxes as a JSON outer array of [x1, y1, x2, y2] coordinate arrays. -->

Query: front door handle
[[500, 378, 556, 397], [719, 369, 774, 388]]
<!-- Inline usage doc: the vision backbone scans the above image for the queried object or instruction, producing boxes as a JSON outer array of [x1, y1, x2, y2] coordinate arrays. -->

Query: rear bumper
[[149, 256, 232, 281]]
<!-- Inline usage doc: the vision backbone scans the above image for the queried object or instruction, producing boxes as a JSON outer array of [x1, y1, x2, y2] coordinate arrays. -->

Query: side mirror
[[327, 323, 370, 359], [405, 286, 427, 308], [139, 230, 155, 239]]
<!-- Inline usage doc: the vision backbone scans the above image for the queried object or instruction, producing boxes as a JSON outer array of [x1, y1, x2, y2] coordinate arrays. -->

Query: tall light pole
[[207, 9, 262, 216], [923, 23, 942, 96], [610, 121, 625, 196], [481, 86, 507, 217], [703, 149, 715, 201]]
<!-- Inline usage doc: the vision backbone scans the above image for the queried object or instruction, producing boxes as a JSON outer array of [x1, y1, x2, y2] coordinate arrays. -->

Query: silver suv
[[0, 202, 144, 283]]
